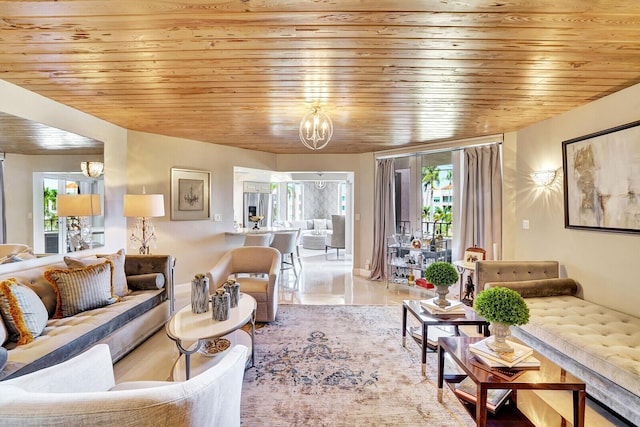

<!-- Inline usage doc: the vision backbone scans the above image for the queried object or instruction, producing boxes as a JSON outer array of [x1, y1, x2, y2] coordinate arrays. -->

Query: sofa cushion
[[0, 279, 48, 345], [45, 262, 118, 318], [2, 289, 164, 380], [127, 273, 165, 290], [65, 249, 128, 297], [484, 278, 578, 298], [520, 295, 640, 397], [97, 249, 128, 297]]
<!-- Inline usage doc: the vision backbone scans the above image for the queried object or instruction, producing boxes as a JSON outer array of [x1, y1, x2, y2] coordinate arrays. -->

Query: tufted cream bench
[[476, 261, 640, 424]]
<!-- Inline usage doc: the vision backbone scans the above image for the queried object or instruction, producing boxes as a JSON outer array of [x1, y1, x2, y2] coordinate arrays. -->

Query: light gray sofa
[[0, 343, 247, 427], [288, 218, 331, 234], [476, 260, 640, 424], [0, 254, 174, 380]]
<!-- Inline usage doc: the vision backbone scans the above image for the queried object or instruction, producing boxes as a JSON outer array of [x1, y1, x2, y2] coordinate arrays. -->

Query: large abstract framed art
[[562, 120, 640, 234]]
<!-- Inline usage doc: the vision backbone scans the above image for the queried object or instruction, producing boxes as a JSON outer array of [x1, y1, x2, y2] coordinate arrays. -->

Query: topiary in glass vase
[[474, 286, 530, 353], [424, 261, 459, 308]]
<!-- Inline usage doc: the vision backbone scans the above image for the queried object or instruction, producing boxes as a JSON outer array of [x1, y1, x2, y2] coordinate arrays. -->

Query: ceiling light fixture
[[81, 161, 104, 178], [299, 106, 333, 150], [314, 172, 326, 189], [531, 169, 557, 187]]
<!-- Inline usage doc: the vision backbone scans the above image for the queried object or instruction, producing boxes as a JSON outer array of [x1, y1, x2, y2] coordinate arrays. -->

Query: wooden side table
[[402, 299, 489, 375], [437, 336, 585, 427]]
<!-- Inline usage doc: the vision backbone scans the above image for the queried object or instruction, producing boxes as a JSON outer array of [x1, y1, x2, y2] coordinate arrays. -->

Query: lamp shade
[[57, 194, 102, 217], [123, 194, 165, 218]]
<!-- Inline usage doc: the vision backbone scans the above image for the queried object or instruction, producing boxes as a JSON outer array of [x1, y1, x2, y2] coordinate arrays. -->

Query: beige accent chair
[[207, 246, 281, 322], [325, 214, 345, 257], [0, 343, 248, 427], [270, 229, 301, 276]]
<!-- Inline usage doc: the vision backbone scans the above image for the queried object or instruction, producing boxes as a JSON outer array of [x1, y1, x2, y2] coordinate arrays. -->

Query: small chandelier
[[81, 161, 104, 178], [314, 172, 326, 189], [299, 106, 333, 150]]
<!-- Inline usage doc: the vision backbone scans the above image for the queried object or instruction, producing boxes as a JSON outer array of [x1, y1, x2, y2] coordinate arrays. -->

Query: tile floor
[[113, 247, 628, 426]]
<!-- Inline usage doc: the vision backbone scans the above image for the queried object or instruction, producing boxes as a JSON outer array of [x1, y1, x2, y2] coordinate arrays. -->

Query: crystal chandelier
[[299, 106, 333, 150], [81, 161, 104, 178]]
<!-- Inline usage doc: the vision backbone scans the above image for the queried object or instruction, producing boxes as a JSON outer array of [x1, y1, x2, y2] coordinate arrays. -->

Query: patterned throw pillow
[[64, 248, 128, 297], [0, 278, 49, 345], [45, 261, 118, 318]]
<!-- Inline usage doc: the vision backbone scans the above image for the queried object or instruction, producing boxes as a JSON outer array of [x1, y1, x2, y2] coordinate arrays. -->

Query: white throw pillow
[[313, 219, 327, 230]]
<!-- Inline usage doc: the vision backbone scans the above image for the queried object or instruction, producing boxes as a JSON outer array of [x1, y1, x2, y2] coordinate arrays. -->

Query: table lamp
[[123, 193, 165, 254], [56, 194, 101, 251]]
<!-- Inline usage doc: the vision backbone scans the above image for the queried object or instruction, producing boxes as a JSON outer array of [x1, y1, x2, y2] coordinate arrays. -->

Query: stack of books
[[453, 377, 511, 413], [420, 298, 466, 315], [469, 337, 541, 369]]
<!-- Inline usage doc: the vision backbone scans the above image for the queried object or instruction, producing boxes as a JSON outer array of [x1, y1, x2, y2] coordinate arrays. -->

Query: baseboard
[[354, 268, 371, 277]]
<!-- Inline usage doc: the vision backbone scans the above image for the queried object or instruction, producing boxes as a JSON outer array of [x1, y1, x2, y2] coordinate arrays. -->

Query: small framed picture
[[463, 248, 485, 265], [170, 168, 211, 221]]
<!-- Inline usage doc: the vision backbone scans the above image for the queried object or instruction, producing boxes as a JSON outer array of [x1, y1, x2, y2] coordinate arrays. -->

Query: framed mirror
[[0, 111, 104, 260]]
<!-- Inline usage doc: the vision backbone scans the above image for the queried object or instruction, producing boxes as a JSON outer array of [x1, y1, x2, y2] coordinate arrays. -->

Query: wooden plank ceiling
[[1, 0, 640, 154]]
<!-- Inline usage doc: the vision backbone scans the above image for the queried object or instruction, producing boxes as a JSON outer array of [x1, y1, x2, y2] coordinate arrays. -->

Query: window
[[286, 182, 303, 221]]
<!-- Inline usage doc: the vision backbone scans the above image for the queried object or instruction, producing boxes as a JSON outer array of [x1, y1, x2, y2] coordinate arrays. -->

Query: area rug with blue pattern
[[240, 304, 474, 426]]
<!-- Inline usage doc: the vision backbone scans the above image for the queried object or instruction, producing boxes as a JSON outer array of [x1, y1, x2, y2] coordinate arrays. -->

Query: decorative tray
[[199, 338, 231, 357]]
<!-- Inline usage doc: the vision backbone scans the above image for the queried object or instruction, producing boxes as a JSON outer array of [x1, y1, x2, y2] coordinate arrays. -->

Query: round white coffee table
[[166, 293, 256, 380], [302, 233, 328, 250]]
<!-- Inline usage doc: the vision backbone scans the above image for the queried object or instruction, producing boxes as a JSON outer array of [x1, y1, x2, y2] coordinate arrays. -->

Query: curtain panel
[[460, 144, 502, 260], [368, 159, 396, 280]]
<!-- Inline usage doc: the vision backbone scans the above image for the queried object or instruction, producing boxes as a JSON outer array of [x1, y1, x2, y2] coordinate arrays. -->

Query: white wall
[[126, 130, 277, 284], [510, 82, 640, 315]]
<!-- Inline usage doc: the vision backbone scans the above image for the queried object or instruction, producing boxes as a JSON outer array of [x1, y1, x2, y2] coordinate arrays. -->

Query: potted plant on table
[[473, 286, 530, 353], [424, 261, 459, 308]]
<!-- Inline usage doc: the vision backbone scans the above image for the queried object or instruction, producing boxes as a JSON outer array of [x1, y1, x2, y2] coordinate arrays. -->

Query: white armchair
[[0, 343, 248, 427]]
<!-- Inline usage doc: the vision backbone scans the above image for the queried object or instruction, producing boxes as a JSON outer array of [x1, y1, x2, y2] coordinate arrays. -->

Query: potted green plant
[[424, 261, 459, 308], [474, 286, 530, 352]]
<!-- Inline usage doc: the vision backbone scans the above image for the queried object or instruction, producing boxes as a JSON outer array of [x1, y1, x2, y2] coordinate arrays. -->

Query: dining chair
[[325, 215, 345, 257], [270, 229, 300, 276]]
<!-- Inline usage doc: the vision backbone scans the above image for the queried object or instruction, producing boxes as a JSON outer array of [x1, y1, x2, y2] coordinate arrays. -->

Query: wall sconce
[[123, 192, 165, 254], [81, 161, 104, 178], [56, 194, 102, 251], [531, 169, 557, 187]]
